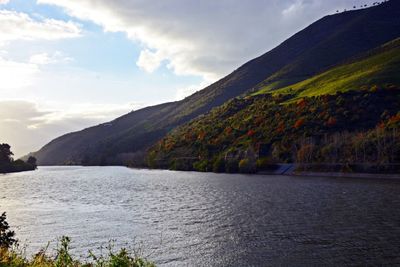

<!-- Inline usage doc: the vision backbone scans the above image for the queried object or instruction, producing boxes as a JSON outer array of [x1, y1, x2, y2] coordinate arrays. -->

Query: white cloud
[[29, 53, 54, 65], [0, 51, 73, 90], [136, 49, 165, 73], [29, 51, 73, 65], [0, 56, 39, 89], [0, 9, 80, 89], [37, 0, 377, 81], [0, 0, 9, 4], [0, 10, 81, 44]]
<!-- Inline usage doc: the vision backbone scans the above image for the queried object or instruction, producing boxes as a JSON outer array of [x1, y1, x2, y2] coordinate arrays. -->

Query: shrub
[[170, 159, 193, 171], [256, 157, 278, 171], [326, 116, 337, 127], [193, 160, 209, 172], [225, 159, 239, 173], [247, 130, 256, 137], [212, 157, 225, 173], [293, 118, 305, 129], [238, 158, 256, 173]]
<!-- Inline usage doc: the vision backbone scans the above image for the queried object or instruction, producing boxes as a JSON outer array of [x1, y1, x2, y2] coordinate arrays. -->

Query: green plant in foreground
[[0, 213, 17, 249], [0, 213, 155, 267], [1, 236, 155, 267]]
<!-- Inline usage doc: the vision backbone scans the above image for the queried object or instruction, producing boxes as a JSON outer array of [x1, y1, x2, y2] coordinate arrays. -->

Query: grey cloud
[[0, 100, 49, 122], [0, 100, 134, 157], [39, 0, 377, 80]]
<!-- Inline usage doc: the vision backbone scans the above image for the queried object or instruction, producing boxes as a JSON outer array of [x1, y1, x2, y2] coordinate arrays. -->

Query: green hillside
[[255, 39, 400, 99], [147, 41, 400, 173]]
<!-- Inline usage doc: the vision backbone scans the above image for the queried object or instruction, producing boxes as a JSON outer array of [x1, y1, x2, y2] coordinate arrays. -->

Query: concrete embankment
[[292, 171, 400, 180], [258, 164, 400, 179]]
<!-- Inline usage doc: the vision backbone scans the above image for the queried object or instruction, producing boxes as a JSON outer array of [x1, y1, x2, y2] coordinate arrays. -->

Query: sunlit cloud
[[0, 10, 82, 44], [0, 57, 39, 89], [0, 9, 81, 90], [0, 51, 74, 91], [29, 51, 73, 65], [136, 49, 165, 73]]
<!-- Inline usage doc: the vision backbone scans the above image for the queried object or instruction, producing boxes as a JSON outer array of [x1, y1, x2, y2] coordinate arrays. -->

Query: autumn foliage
[[147, 88, 400, 172], [294, 118, 305, 129], [247, 129, 256, 137], [326, 116, 337, 127]]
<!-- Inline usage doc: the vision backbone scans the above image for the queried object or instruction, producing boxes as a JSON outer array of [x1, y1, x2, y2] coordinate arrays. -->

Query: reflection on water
[[1, 166, 400, 266]]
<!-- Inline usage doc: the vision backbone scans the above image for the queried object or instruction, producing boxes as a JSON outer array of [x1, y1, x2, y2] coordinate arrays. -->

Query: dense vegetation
[[0, 213, 155, 267], [146, 36, 400, 174], [147, 87, 400, 173], [0, 144, 37, 174], [32, 0, 400, 167]]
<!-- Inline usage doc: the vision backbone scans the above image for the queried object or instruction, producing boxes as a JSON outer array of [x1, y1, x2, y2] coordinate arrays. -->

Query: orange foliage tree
[[326, 116, 337, 127], [247, 129, 256, 137], [294, 118, 305, 129]]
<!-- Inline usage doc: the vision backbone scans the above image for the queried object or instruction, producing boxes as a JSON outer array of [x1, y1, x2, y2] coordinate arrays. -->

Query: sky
[[0, 0, 377, 157]]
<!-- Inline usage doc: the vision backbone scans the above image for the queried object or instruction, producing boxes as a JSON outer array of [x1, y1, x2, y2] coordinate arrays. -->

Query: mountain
[[33, 0, 400, 166], [148, 39, 400, 172]]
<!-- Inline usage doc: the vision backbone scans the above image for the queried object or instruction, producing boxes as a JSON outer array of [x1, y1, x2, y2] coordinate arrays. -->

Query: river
[[1, 166, 400, 266]]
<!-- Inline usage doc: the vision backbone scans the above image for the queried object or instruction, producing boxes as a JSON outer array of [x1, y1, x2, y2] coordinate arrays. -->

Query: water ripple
[[1, 166, 400, 266]]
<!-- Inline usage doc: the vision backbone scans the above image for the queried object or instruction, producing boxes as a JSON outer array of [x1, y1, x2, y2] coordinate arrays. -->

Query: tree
[[0, 143, 13, 164], [238, 158, 256, 173], [0, 145, 37, 173], [247, 129, 256, 137], [27, 156, 37, 167], [0, 212, 17, 248], [326, 116, 337, 127], [212, 157, 225, 173], [294, 118, 305, 129]]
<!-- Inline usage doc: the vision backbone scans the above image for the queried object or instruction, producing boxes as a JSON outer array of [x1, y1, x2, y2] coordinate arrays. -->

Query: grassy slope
[[255, 39, 400, 99]]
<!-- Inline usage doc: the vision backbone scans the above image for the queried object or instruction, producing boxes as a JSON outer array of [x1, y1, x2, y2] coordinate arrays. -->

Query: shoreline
[[33, 165, 400, 180], [0, 168, 37, 175]]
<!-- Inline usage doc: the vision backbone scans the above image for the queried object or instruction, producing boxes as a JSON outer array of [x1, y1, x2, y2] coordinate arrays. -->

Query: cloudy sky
[[0, 0, 377, 157]]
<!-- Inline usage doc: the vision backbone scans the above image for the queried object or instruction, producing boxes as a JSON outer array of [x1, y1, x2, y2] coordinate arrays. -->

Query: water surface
[[1, 166, 400, 266]]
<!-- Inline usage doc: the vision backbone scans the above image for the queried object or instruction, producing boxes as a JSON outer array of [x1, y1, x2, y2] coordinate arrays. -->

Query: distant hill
[[33, 0, 400, 166], [147, 39, 400, 172]]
